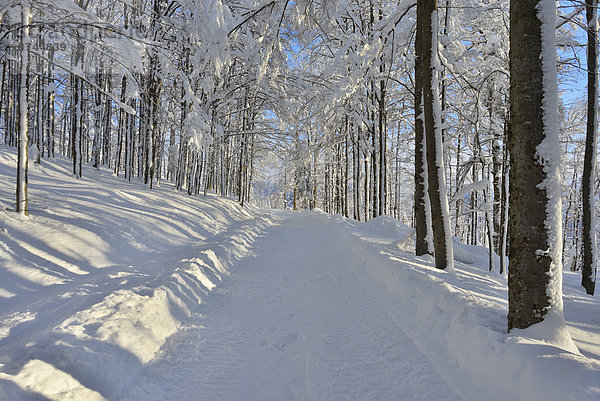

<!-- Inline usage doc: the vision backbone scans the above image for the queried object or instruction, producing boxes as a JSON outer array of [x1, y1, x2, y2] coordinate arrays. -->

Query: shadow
[[0, 230, 91, 281], [0, 150, 277, 400], [2, 331, 145, 401], [0, 378, 53, 401]]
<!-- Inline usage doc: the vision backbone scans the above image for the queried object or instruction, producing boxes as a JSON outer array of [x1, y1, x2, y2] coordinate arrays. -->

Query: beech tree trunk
[[16, 3, 30, 215], [581, 0, 597, 296], [414, 0, 431, 256], [421, 0, 454, 269], [508, 0, 563, 330]]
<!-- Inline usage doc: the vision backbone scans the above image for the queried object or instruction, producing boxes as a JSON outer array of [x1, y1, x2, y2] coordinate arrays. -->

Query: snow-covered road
[[123, 213, 461, 401], [1, 150, 598, 401]]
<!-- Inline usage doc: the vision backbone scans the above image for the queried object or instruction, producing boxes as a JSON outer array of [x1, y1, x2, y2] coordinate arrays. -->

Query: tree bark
[[421, 0, 454, 269], [581, 0, 597, 295], [414, 0, 431, 256], [16, 3, 30, 216], [508, 0, 564, 330]]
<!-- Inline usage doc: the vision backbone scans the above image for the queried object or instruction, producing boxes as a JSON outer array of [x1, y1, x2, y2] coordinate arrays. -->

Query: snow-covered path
[[0, 150, 598, 401], [122, 213, 461, 401]]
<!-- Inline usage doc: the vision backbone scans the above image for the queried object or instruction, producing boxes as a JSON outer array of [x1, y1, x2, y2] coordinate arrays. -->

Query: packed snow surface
[[0, 147, 598, 400]]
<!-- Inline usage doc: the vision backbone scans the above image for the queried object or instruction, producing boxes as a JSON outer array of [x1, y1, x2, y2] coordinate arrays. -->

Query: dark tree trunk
[[581, 0, 597, 296], [421, 0, 453, 269], [414, 0, 431, 256], [508, 0, 563, 331]]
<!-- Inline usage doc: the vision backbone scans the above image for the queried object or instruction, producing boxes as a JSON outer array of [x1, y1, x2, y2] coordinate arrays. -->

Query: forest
[[0, 0, 597, 332]]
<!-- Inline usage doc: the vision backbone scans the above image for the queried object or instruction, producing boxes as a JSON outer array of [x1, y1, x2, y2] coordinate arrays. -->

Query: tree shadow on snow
[[1, 331, 146, 400]]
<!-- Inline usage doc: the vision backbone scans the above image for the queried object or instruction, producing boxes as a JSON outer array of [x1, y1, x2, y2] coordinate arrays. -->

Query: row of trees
[[415, 0, 598, 328], [2, 0, 285, 213], [0, 0, 597, 330]]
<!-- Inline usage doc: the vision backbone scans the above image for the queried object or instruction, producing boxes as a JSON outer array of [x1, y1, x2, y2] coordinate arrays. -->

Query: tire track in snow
[[122, 286, 255, 401], [121, 212, 462, 401]]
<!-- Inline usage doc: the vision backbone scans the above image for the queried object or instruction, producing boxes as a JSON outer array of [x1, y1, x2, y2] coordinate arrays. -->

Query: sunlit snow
[[0, 147, 598, 400]]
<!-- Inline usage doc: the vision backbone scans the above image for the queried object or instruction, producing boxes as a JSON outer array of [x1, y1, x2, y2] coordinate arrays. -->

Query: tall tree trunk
[[345, 130, 350, 218], [421, 0, 454, 270], [582, 0, 598, 295], [499, 120, 510, 275], [355, 126, 362, 221], [47, 49, 55, 158], [379, 70, 386, 216], [491, 89, 503, 254], [16, 3, 30, 216], [36, 62, 43, 163], [0, 60, 5, 142], [414, 0, 432, 256], [508, 0, 564, 330]]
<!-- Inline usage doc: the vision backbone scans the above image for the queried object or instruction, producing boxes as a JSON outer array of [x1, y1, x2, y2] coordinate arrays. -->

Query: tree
[[414, 0, 432, 256], [16, 1, 30, 216], [421, 0, 454, 270], [581, 0, 597, 296], [508, 0, 564, 330]]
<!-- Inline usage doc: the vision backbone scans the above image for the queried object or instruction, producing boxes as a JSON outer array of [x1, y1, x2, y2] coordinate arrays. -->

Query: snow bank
[[58, 288, 179, 364], [55, 215, 272, 366], [322, 213, 600, 401], [0, 359, 106, 401]]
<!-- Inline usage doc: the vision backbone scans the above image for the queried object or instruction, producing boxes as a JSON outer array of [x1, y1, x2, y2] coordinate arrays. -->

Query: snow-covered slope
[[0, 148, 273, 399], [0, 147, 598, 400], [342, 214, 600, 400]]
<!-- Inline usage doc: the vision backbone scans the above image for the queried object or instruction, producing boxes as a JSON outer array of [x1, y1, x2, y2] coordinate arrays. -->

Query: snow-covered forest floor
[[0, 146, 598, 401]]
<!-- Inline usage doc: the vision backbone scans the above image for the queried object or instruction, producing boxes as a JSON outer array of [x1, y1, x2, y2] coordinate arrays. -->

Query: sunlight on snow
[[0, 287, 16, 298], [0, 359, 106, 401], [0, 311, 36, 340], [4, 264, 66, 286], [18, 241, 89, 276]]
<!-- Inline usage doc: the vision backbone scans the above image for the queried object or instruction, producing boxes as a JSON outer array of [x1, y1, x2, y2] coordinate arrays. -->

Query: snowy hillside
[[0, 147, 273, 399], [0, 147, 598, 400]]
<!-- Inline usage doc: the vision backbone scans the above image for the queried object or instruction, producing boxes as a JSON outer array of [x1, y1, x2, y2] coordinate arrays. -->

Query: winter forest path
[[121, 212, 462, 401]]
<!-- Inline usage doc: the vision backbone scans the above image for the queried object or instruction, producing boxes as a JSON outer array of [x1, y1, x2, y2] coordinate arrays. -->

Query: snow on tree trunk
[[500, 139, 510, 276], [16, 3, 30, 216], [492, 132, 503, 255], [72, 75, 82, 178], [581, 0, 597, 296], [421, 0, 454, 270], [508, 0, 566, 331]]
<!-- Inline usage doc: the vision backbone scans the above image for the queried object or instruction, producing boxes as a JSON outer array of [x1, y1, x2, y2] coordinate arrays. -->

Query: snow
[[419, 103, 434, 254], [449, 178, 489, 204], [345, 215, 599, 400], [0, 147, 599, 400], [429, 9, 454, 271], [1, 359, 106, 401], [0, 147, 270, 399], [536, 0, 565, 317]]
